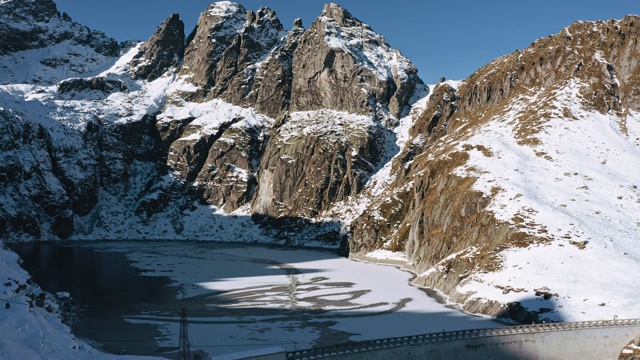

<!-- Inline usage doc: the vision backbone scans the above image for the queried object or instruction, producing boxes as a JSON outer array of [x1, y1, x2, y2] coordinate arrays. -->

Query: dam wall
[[283, 319, 640, 360]]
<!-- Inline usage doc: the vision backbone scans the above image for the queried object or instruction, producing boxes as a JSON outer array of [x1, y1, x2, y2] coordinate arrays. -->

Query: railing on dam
[[285, 318, 640, 360]]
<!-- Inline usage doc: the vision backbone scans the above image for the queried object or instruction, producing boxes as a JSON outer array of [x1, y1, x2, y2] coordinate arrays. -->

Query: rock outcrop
[[290, 4, 420, 118], [57, 77, 127, 98], [244, 18, 305, 118], [620, 338, 640, 360], [180, 3, 283, 103], [130, 14, 185, 81], [158, 102, 271, 213], [251, 110, 389, 218]]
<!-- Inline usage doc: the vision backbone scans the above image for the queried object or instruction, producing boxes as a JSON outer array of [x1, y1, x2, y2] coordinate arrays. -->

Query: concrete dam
[[231, 318, 640, 360]]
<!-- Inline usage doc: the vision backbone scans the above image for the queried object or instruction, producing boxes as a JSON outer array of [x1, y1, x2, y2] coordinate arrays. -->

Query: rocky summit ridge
[[1, 0, 640, 326], [0, 0, 422, 241]]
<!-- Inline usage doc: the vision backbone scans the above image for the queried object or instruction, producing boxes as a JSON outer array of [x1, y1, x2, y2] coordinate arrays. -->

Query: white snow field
[[449, 78, 640, 321]]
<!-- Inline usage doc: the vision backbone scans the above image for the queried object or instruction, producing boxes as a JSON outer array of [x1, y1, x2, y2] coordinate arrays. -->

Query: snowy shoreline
[[349, 251, 509, 324]]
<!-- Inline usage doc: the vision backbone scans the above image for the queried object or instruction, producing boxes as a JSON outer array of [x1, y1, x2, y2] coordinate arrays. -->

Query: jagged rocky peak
[[130, 13, 185, 81], [181, 2, 247, 91], [248, 3, 426, 220], [241, 15, 305, 119], [180, 1, 283, 101], [321, 3, 357, 26], [290, 2, 421, 118]]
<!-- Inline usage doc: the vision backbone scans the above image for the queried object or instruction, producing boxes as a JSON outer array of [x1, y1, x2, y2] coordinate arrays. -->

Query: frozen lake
[[12, 242, 501, 358]]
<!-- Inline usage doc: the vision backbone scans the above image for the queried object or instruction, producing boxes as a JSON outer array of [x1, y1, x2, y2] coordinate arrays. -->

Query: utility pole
[[178, 308, 191, 360]]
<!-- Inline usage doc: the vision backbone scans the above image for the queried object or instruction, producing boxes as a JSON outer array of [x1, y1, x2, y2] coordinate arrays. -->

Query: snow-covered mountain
[[349, 16, 640, 323], [1, 2, 640, 356], [0, 1, 422, 244], [0, 0, 120, 84]]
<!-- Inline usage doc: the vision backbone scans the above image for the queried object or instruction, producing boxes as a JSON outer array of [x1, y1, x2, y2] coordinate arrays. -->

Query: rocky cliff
[[130, 14, 185, 81]]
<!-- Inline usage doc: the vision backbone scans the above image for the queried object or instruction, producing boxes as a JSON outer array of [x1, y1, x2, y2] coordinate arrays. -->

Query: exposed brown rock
[[246, 4, 422, 220], [166, 119, 240, 183], [130, 13, 185, 81], [193, 121, 268, 212], [252, 110, 388, 218], [619, 337, 640, 360], [180, 3, 283, 104], [290, 3, 420, 118], [449, 15, 640, 119], [245, 19, 305, 119], [214, 7, 284, 104], [180, 2, 247, 97]]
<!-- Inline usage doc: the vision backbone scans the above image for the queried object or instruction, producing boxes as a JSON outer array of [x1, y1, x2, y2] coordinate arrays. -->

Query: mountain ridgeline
[[1, 0, 640, 322], [0, 0, 421, 241]]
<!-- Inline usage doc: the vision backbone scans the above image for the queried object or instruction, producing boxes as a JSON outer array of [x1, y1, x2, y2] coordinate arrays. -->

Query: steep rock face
[[245, 19, 305, 118], [349, 15, 640, 322], [0, 107, 166, 240], [158, 101, 272, 213], [193, 122, 267, 211], [0, 0, 119, 84], [290, 3, 420, 118], [252, 110, 388, 218], [130, 14, 185, 81], [180, 2, 283, 103], [249, 4, 421, 220], [214, 7, 284, 105], [180, 2, 246, 96], [0, 110, 73, 239]]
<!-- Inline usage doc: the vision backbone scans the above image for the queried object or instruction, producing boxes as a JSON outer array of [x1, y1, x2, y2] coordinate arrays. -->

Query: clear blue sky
[[54, 0, 638, 84]]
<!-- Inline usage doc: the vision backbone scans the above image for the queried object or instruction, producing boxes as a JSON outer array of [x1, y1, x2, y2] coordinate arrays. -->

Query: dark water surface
[[11, 242, 183, 357]]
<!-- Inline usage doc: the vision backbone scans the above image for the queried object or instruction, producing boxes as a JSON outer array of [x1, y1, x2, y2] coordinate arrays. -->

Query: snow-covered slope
[[452, 78, 640, 321], [0, 0, 120, 84], [351, 15, 640, 323]]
